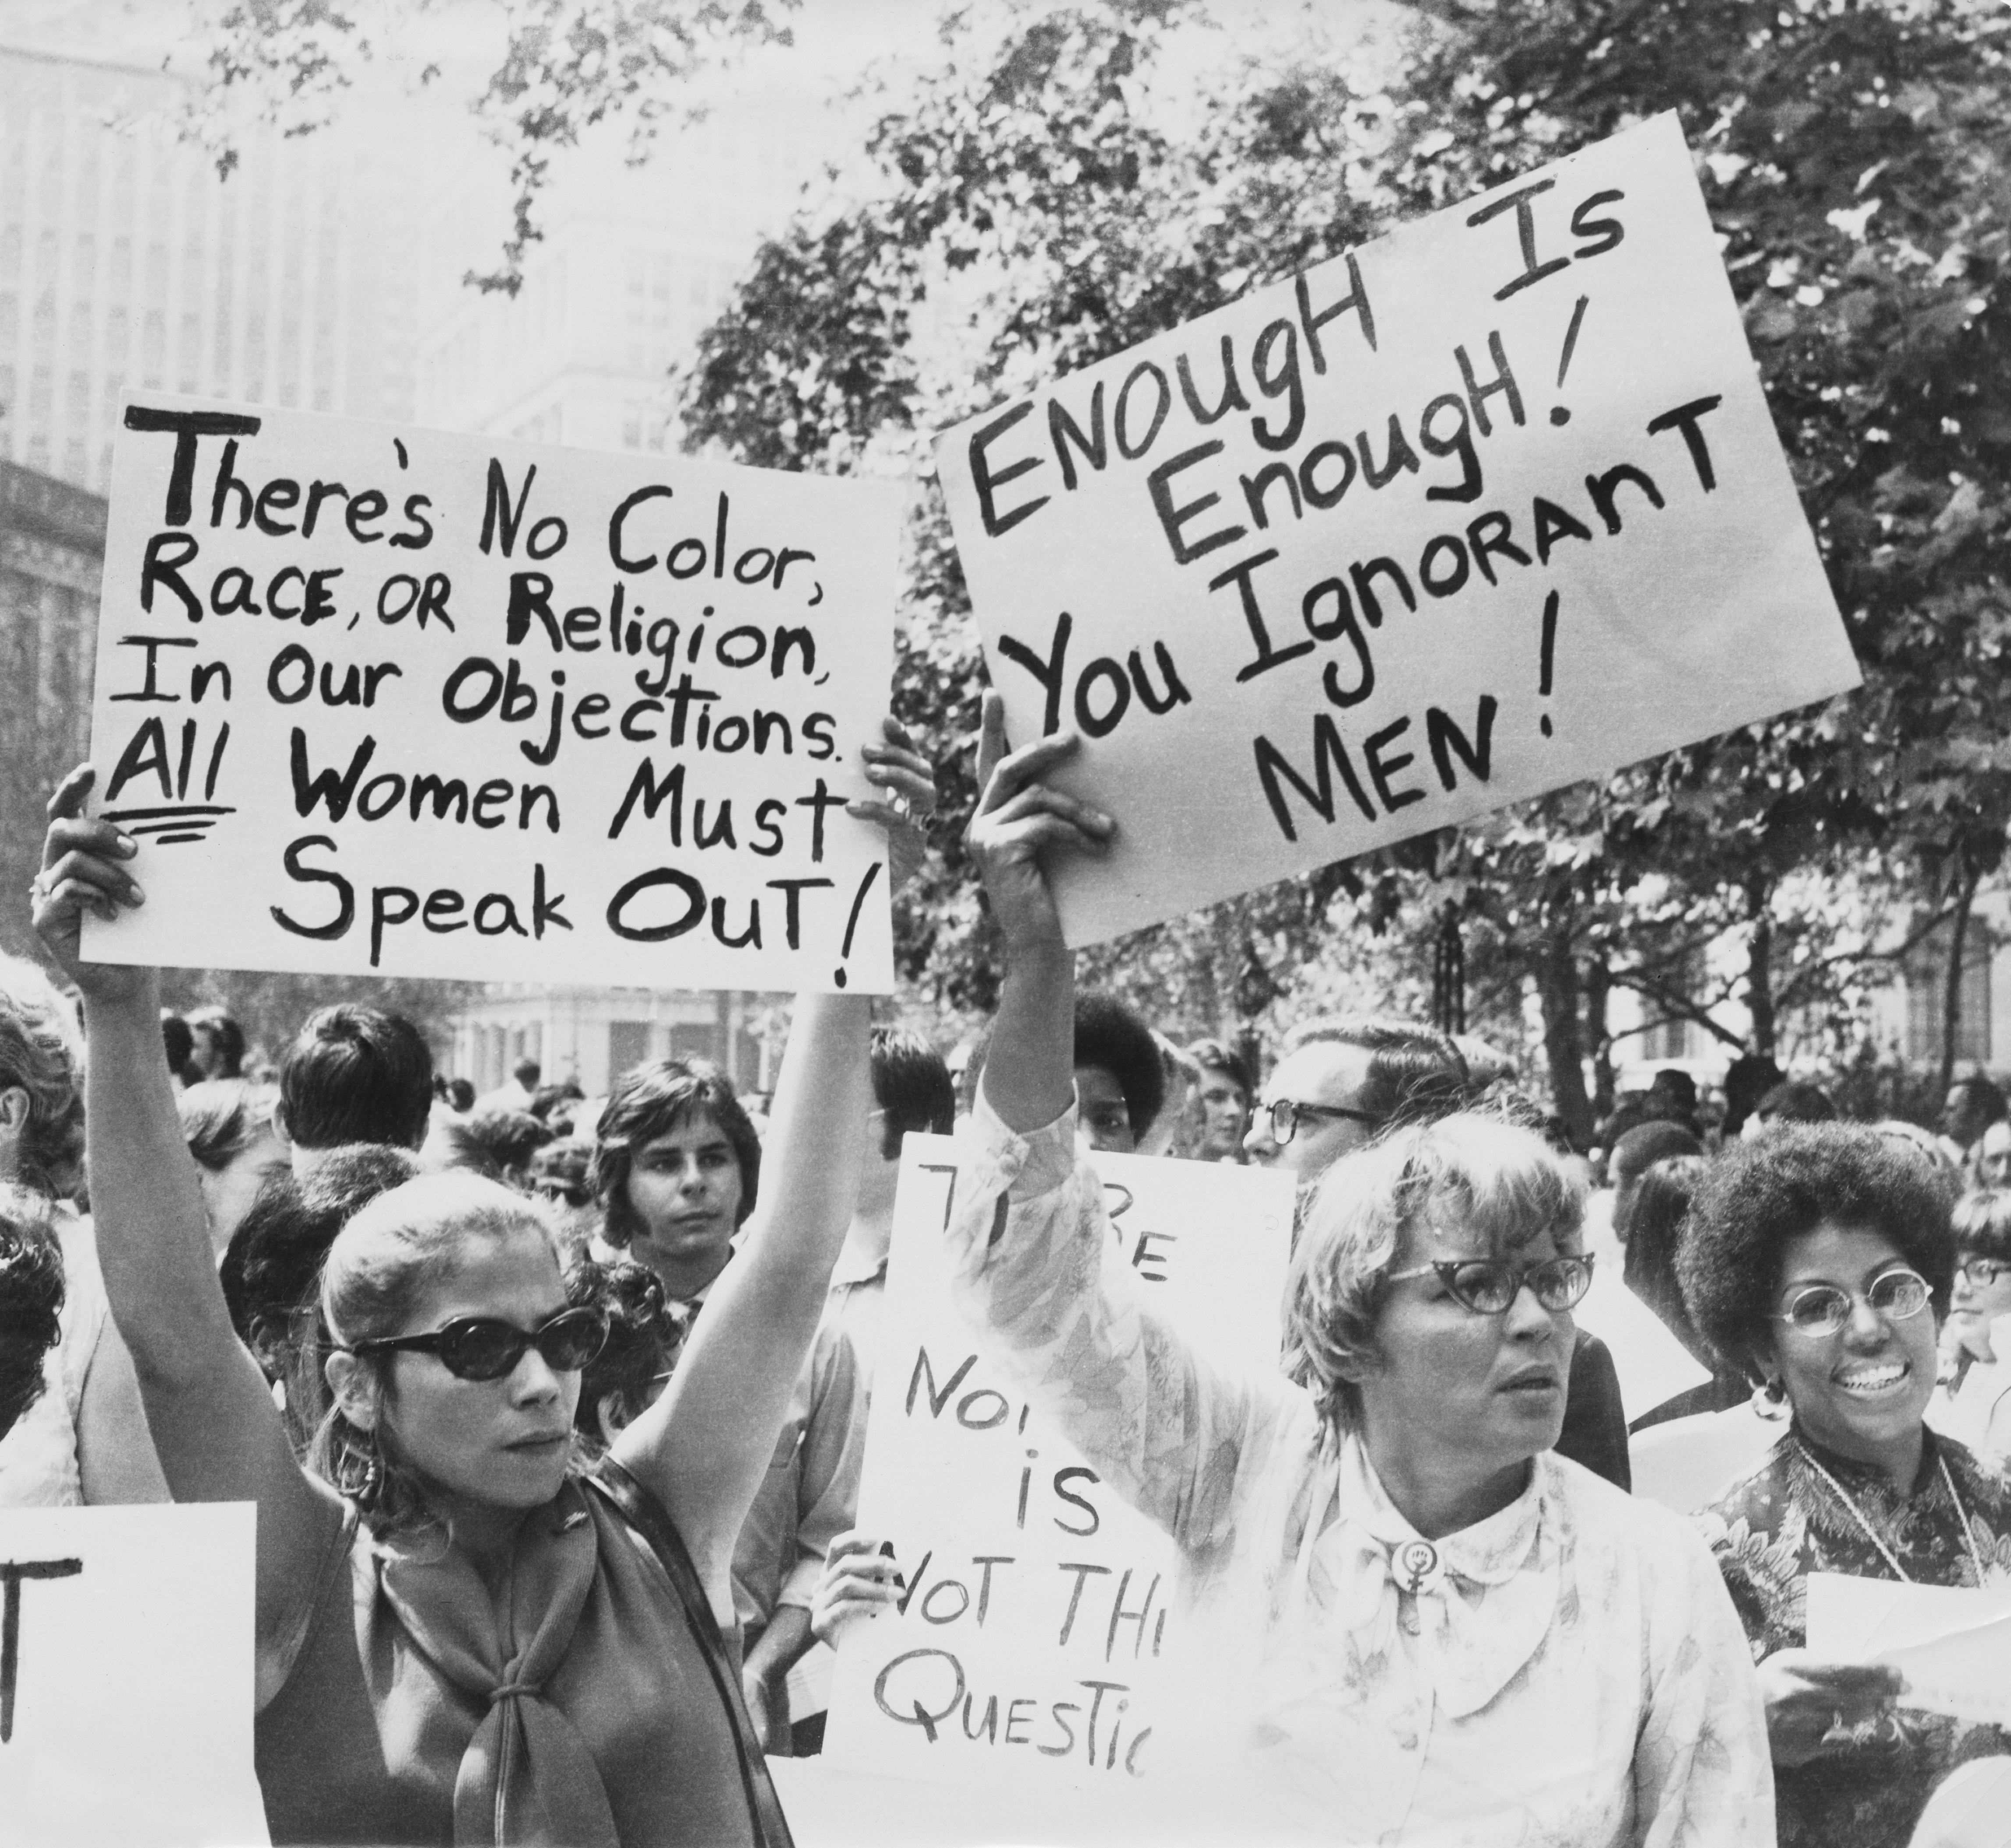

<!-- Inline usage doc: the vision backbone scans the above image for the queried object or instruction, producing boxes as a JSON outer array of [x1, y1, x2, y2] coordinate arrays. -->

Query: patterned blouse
[[943, 1097, 1776, 1845], [1699, 1424, 2011, 1847]]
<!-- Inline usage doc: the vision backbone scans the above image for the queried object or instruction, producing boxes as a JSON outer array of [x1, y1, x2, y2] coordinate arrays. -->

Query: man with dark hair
[[1642, 1067, 1702, 1139], [1720, 1052, 1784, 1140], [1609, 1120, 1705, 1243], [1073, 990, 1165, 1152], [1244, 1015, 1472, 1179], [592, 1055, 864, 1757], [160, 1011, 199, 1089], [1249, 1013, 1631, 1490], [1747, 1079, 1837, 1134], [1942, 1072, 2007, 1164], [187, 1005, 246, 1081], [1187, 1036, 1255, 1163], [274, 1004, 434, 1176]]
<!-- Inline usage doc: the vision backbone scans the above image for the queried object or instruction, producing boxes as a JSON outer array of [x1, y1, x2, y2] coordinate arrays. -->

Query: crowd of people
[[3, 705, 2011, 1846]]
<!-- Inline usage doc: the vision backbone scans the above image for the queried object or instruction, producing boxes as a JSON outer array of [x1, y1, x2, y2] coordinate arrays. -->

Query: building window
[[1905, 921, 1993, 1067]]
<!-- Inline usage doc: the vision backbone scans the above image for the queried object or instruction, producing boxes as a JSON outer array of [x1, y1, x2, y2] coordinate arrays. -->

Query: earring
[[1752, 1377, 1790, 1421]]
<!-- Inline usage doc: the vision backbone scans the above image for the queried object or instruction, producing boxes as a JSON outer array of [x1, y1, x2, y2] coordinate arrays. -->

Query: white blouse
[[942, 1098, 1775, 1846]]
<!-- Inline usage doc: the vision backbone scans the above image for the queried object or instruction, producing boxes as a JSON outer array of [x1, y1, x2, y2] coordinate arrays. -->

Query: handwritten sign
[[80, 397, 900, 991], [0, 1503, 265, 1847], [936, 113, 1861, 945], [825, 1136, 1292, 1827]]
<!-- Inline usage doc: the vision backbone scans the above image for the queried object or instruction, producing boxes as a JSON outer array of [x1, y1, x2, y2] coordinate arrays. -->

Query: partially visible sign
[[826, 1136, 1292, 1826], [937, 113, 1861, 945], [0, 1503, 266, 1847], [82, 397, 899, 991]]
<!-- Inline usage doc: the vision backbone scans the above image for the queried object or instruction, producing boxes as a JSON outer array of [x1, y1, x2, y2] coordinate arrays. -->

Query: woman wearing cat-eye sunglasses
[[32, 718, 934, 1848]]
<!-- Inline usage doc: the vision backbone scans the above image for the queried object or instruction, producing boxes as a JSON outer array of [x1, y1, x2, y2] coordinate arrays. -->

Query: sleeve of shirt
[[938, 1092, 1281, 1553], [777, 1317, 867, 1611], [1631, 1516, 1777, 1847]]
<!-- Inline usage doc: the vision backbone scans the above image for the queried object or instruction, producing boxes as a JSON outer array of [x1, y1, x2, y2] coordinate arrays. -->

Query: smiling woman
[[1683, 1126, 2011, 1848]]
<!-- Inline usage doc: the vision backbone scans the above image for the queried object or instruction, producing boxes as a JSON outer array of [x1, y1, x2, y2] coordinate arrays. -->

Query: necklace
[[1797, 1440, 1988, 1586]]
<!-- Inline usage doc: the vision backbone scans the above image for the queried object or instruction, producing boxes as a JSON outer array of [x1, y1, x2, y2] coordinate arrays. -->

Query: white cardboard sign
[[825, 1136, 1293, 1823], [0, 1503, 266, 1847], [82, 397, 900, 991], [936, 113, 1862, 945]]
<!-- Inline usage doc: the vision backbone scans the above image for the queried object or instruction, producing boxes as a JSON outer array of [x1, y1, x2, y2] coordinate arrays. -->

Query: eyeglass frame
[[1261, 1097, 1383, 1145], [1958, 1256, 2011, 1291], [1771, 1267, 1933, 1338], [341, 1304, 610, 1381], [1383, 1253, 1596, 1316]]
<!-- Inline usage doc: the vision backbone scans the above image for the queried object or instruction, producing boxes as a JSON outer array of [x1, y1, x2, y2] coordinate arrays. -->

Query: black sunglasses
[[345, 1305, 609, 1382]]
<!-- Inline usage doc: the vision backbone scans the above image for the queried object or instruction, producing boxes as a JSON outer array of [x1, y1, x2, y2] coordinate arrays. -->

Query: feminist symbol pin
[[1392, 1539, 1442, 1597]]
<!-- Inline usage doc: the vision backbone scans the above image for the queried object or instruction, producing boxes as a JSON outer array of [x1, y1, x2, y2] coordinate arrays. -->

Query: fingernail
[[114, 833, 137, 854], [127, 883, 145, 903]]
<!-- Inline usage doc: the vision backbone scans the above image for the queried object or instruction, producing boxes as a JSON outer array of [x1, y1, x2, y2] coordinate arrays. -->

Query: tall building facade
[[0, 40, 420, 496]]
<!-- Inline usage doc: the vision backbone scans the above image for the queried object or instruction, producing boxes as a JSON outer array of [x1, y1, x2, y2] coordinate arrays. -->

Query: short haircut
[[161, 1012, 195, 1081], [567, 1255, 687, 1441], [187, 1006, 246, 1079], [1610, 1121, 1704, 1224], [461, 1107, 554, 1178], [1678, 1124, 1956, 1382], [1953, 1189, 2011, 1265], [446, 1077, 475, 1113], [872, 1026, 955, 1159], [1284, 1112, 1585, 1437], [1074, 991, 1164, 1139], [0, 1183, 65, 1444], [1647, 1068, 1698, 1107], [592, 1058, 760, 1247], [1186, 1037, 1255, 1099], [1282, 1015, 1472, 1130], [0, 954, 84, 1203], [279, 1005, 434, 1152], [512, 1056, 543, 1088], [177, 1079, 277, 1173], [1721, 1054, 1785, 1135], [1754, 1081, 1836, 1126]]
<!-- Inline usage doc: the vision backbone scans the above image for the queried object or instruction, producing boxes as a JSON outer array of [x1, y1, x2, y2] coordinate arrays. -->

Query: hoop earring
[[1752, 1376, 1790, 1422]]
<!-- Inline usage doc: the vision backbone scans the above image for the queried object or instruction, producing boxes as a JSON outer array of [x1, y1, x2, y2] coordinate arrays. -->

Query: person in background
[[1933, 1189, 2011, 1460], [1185, 1036, 1255, 1164], [567, 1255, 688, 1450], [274, 1004, 433, 1176], [187, 1005, 247, 1082], [0, 1185, 64, 1444], [423, 1107, 552, 1191], [1072, 990, 1166, 1154], [161, 1010, 201, 1089], [475, 1054, 542, 1116], [1976, 1118, 2011, 1190], [1722, 1054, 1786, 1143], [1941, 1074, 2007, 1171], [0, 951, 166, 1508], [1685, 1125, 2011, 1847], [220, 1144, 424, 1455], [592, 1054, 868, 1754], [1747, 1081, 1838, 1136], [1609, 1120, 1705, 1246], [1644, 1068, 1704, 1140], [1622, 1155, 1750, 1431], [531, 1136, 600, 1248], [445, 1076, 475, 1114], [531, 1080, 586, 1137], [179, 1078, 288, 1260]]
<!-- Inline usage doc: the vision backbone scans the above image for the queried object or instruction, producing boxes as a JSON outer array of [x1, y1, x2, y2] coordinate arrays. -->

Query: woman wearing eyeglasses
[[29, 728, 931, 1848], [1682, 1127, 2011, 1848], [1933, 1190, 2011, 1460], [945, 702, 1771, 1844]]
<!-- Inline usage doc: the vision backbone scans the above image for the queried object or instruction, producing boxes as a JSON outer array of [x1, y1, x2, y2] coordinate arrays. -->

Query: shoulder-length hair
[[591, 1059, 759, 1247], [1283, 1111, 1585, 1442]]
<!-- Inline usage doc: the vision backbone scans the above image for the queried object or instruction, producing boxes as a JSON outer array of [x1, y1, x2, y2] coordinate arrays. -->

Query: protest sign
[[81, 398, 900, 990], [0, 1502, 264, 1848], [936, 112, 1862, 945], [825, 1136, 1292, 1825]]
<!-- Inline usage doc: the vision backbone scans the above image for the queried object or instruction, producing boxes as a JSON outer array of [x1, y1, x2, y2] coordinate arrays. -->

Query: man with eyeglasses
[[1245, 1014, 1632, 1490]]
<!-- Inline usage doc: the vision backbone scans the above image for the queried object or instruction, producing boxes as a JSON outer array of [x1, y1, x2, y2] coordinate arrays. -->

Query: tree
[[186, 0, 797, 290]]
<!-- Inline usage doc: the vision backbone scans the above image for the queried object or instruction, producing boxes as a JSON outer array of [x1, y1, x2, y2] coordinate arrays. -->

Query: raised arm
[[615, 720, 932, 1600], [33, 770, 341, 1671]]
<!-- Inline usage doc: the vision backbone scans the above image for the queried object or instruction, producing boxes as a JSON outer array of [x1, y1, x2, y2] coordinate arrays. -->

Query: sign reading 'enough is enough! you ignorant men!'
[[937, 112, 1863, 946], [81, 407, 901, 990]]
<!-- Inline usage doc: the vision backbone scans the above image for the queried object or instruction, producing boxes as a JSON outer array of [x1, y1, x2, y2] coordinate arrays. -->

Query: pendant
[[1392, 1539, 1444, 1597]]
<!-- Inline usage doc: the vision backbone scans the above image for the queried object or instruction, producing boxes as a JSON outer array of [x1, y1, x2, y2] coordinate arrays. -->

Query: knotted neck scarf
[[369, 1476, 621, 1848]]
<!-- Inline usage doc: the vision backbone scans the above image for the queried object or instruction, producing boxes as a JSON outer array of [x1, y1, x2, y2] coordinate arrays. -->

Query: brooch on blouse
[[1391, 1539, 1444, 1597]]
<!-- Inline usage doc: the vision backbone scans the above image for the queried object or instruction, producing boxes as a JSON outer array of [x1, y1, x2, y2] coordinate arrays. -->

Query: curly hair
[[1678, 1124, 1957, 1384], [565, 1255, 687, 1444], [0, 1183, 65, 1443], [1074, 992, 1164, 1139], [0, 955, 84, 1203], [591, 1059, 759, 1248], [1283, 1112, 1585, 1442]]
